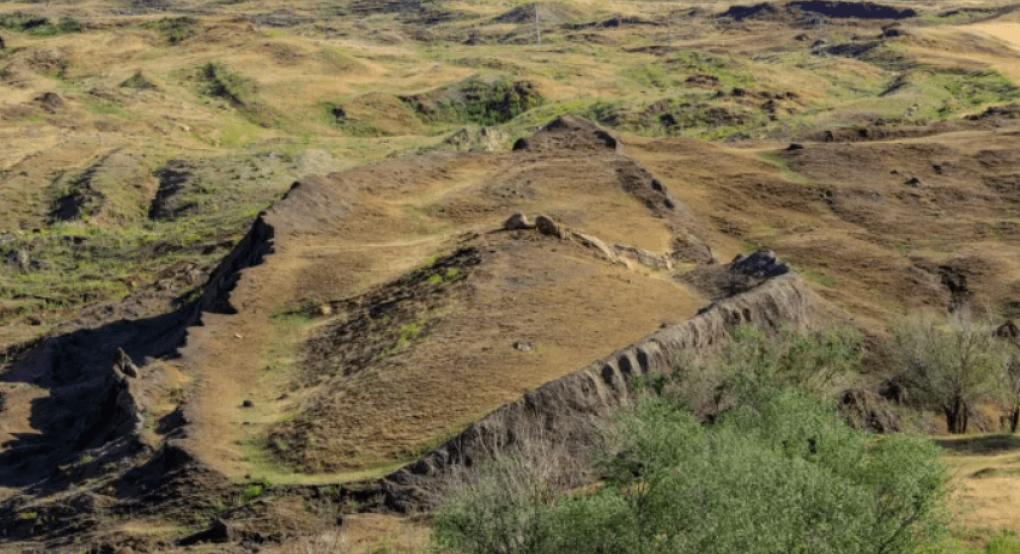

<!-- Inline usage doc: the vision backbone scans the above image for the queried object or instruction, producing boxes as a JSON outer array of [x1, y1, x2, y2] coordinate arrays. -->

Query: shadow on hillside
[[0, 308, 192, 494], [935, 434, 1020, 455]]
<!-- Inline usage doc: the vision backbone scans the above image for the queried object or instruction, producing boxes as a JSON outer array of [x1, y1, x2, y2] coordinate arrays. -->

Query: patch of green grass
[[85, 99, 129, 119], [800, 268, 836, 288], [197, 63, 279, 128], [667, 51, 756, 89], [321, 102, 385, 137], [240, 483, 265, 503], [932, 69, 1020, 112], [403, 77, 543, 127], [143, 16, 198, 44], [239, 437, 409, 484], [756, 152, 813, 185], [0, 12, 80, 36], [397, 322, 422, 346], [621, 63, 683, 90], [921, 531, 1020, 554]]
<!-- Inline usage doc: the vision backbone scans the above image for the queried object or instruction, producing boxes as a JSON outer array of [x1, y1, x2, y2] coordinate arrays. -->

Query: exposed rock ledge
[[370, 250, 819, 510]]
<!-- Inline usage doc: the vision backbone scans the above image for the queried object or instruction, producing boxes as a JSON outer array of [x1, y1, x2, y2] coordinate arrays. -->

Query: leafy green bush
[[657, 323, 861, 415], [890, 314, 1012, 433], [434, 455, 559, 554], [435, 390, 947, 554], [241, 483, 264, 503], [436, 324, 945, 554]]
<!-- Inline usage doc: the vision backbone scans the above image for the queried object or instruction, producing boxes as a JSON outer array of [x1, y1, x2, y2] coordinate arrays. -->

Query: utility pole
[[665, 1, 672, 55], [535, 2, 541, 46]]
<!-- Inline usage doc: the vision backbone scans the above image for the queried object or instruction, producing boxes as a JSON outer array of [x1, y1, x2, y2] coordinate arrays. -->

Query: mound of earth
[[399, 76, 542, 126], [719, 1, 916, 25], [0, 118, 741, 547], [15, 96, 1020, 548], [492, 2, 583, 25], [50, 149, 155, 226], [267, 225, 704, 473], [174, 116, 719, 477]]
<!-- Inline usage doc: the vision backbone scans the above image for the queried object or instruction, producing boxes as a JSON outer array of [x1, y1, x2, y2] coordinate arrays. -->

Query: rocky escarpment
[[0, 208, 278, 537], [369, 250, 818, 510]]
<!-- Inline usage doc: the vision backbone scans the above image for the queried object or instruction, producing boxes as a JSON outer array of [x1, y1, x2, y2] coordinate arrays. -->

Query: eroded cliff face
[[374, 252, 819, 510]]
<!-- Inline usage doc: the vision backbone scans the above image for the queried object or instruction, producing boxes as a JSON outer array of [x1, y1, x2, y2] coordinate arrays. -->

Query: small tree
[[890, 314, 1011, 434], [665, 323, 861, 416]]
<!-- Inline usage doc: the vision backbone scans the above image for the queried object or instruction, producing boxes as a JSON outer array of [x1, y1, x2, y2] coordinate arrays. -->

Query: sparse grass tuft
[[143, 16, 198, 44], [197, 63, 279, 127]]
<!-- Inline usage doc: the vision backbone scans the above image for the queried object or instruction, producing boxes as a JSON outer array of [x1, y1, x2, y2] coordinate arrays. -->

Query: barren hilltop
[[6, 0, 1020, 552]]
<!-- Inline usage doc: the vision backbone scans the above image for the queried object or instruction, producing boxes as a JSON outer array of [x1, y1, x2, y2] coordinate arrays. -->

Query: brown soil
[[626, 118, 1020, 330], [269, 230, 701, 473], [179, 117, 708, 479], [10, 2, 1020, 545]]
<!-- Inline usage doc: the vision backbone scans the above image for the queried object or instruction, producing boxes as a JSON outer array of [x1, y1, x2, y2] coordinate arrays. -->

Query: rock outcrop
[[838, 388, 901, 433]]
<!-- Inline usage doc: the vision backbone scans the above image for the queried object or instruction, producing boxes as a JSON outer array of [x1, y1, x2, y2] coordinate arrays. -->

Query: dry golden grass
[[10, 1, 1020, 549], [939, 434, 1020, 542]]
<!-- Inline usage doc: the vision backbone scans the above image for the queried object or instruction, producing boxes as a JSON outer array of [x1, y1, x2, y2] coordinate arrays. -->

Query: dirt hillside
[[9, 0, 1020, 551]]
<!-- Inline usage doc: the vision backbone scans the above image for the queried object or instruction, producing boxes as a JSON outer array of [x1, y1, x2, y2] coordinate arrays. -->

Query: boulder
[[996, 320, 1019, 339], [572, 232, 619, 263], [839, 388, 901, 433], [613, 244, 674, 271], [730, 250, 789, 279], [112, 348, 139, 378], [503, 212, 534, 231], [177, 518, 238, 546], [534, 215, 563, 238]]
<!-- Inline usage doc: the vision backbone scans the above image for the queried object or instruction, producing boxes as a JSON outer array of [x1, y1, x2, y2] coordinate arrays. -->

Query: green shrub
[[436, 324, 945, 554], [0, 12, 81, 36], [435, 391, 947, 554], [988, 532, 1020, 554], [434, 456, 559, 554], [889, 314, 1012, 433], [241, 483, 264, 503], [659, 323, 861, 415], [143, 16, 198, 44], [55, 16, 81, 34]]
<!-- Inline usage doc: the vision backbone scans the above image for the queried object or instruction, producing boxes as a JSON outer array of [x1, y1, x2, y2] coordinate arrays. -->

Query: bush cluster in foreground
[[435, 325, 949, 554]]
